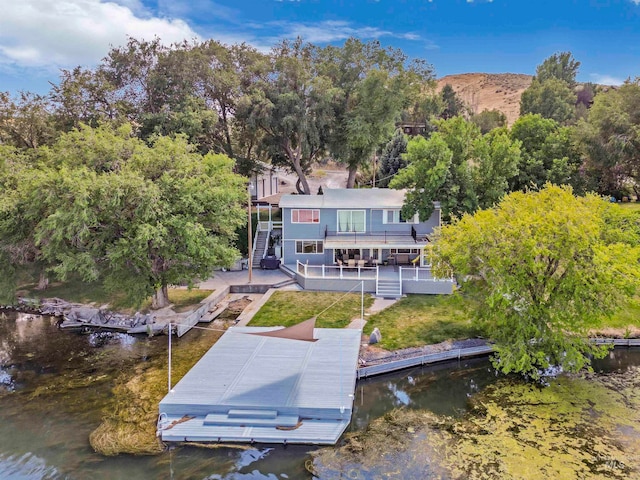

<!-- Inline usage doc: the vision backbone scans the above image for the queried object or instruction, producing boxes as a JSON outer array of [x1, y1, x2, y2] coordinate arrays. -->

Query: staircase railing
[[251, 227, 261, 262]]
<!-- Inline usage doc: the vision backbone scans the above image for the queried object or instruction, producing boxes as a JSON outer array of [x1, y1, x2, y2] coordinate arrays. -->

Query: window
[[296, 240, 324, 254], [291, 209, 319, 223], [337, 210, 366, 233], [383, 209, 417, 224]]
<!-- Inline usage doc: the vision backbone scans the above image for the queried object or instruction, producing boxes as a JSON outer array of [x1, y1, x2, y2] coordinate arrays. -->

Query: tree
[[377, 129, 408, 187], [577, 80, 640, 198], [239, 39, 335, 194], [432, 185, 640, 380], [0, 146, 43, 299], [319, 38, 433, 188], [2, 124, 247, 308], [0, 91, 57, 149], [440, 84, 465, 119], [520, 78, 577, 125], [471, 109, 506, 134], [391, 117, 520, 220], [472, 128, 521, 209], [509, 114, 583, 192], [534, 51, 580, 86]]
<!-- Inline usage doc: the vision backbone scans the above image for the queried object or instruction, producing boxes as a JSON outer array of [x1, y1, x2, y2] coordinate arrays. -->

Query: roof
[[279, 188, 409, 209], [158, 325, 362, 444]]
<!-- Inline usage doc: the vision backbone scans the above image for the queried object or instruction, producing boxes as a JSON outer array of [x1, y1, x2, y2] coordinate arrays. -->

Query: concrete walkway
[[197, 268, 291, 291]]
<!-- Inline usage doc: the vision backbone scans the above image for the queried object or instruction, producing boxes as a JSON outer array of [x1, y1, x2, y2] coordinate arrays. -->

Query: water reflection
[[2, 310, 640, 479]]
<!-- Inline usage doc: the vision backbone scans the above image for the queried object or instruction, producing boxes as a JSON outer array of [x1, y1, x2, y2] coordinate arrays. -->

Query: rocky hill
[[436, 73, 533, 125]]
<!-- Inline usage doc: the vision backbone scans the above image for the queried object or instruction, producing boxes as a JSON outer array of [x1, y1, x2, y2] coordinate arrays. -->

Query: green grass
[[20, 275, 212, 313], [21, 276, 130, 308], [363, 294, 484, 350], [249, 291, 374, 329], [616, 202, 640, 211], [601, 296, 640, 330]]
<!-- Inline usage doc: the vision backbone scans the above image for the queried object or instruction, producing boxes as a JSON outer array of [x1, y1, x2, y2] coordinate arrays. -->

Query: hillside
[[437, 73, 533, 125]]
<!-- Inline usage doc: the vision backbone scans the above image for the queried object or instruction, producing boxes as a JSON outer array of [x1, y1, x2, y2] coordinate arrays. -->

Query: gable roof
[[279, 188, 410, 209]]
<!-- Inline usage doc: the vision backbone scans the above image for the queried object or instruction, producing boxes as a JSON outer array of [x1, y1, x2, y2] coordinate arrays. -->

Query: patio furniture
[[357, 259, 366, 268], [347, 259, 356, 268]]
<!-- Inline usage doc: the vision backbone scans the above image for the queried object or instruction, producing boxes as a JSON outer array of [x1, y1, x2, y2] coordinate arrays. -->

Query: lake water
[[1, 311, 639, 479]]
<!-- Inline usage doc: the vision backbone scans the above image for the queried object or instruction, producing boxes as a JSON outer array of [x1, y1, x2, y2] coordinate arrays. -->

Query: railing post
[[322, 265, 325, 278], [304, 263, 308, 277], [399, 267, 403, 296], [375, 265, 379, 295], [415, 267, 419, 281], [340, 265, 343, 279], [357, 266, 361, 279]]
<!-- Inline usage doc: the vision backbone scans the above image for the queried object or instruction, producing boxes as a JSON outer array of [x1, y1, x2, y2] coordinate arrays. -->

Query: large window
[[383, 209, 417, 224], [291, 209, 320, 223], [337, 210, 366, 233], [296, 240, 324, 254]]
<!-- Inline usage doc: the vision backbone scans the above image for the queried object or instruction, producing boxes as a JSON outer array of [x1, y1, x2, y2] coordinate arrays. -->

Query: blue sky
[[1, 0, 639, 94]]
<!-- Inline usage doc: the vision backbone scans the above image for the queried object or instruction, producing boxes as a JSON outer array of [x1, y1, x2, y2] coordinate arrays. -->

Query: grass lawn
[[363, 294, 484, 350], [616, 202, 640, 212], [598, 296, 640, 331], [249, 290, 374, 329], [20, 275, 212, 313]]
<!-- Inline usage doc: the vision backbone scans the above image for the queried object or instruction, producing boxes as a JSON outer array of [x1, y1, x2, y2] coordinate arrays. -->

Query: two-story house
[[278, 188, 454, 297]]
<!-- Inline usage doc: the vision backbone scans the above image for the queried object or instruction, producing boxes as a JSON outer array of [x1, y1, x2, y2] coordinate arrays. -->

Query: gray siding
[[297, 275, 377, 293], [402, 280, 454, 294], [282, 206, 440, 266]]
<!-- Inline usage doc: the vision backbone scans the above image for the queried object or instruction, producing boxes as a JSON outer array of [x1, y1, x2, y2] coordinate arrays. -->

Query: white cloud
[[590, 73, 625, 86], [0, 0, 199, 70], [255, 20, 422, 45], [630, 0, 640, 5]]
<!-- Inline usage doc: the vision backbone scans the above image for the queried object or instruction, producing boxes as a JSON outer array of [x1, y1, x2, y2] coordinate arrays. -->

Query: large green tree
[[2, 124, 247, 308], [520, 52, 580, 125], [239, 39, 336, 194], [391, 117, 520, 220], [577, 80, 640, 197], [509, 114, 582, 191], [319, 39, 433, 188], [520, 78, 577, 125], [534, 51, 580, 86], [432, 185, 640, 379]]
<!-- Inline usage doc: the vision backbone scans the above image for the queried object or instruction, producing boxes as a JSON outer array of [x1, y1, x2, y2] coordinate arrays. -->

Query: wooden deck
[[158, 326, 362, 445]]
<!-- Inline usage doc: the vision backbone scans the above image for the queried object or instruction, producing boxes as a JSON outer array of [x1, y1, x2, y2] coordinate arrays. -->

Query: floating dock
[[158, 322, 361, 445]]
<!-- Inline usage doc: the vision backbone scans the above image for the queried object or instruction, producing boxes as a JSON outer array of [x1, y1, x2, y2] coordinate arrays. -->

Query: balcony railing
[[323, 225, 426, 244]]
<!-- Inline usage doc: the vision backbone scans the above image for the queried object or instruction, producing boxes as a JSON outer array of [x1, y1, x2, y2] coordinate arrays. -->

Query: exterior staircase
[[376, 278, 402, 298], [252, 230, 269, 268]]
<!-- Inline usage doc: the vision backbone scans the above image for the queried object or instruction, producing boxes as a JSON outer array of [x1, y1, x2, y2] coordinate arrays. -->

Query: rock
[[369, 328, 382, 345]]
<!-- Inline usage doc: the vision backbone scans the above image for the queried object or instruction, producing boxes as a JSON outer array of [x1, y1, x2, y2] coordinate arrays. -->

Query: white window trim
[[336, 209, 366, 233], [295, 240, 324, 254], [291, 209, 320, 224], [382, 209, 418, 224]]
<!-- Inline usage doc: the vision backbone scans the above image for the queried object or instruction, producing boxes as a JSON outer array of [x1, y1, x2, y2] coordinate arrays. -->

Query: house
[[250, 163, 280, 205], [276, 188, 454, 297]]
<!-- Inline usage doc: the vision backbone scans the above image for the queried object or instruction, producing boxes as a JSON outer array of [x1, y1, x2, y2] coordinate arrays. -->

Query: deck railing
[[296, 261, 378, 279], [323, 225, 424, 244], [398, 266, 452, 281]]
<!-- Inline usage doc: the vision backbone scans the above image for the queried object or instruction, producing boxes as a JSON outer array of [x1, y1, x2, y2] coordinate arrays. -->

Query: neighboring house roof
[[280, 188, 414, 209]]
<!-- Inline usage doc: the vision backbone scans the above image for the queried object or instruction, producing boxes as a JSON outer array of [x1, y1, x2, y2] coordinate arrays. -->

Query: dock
[[158, 322, 361, 445]]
